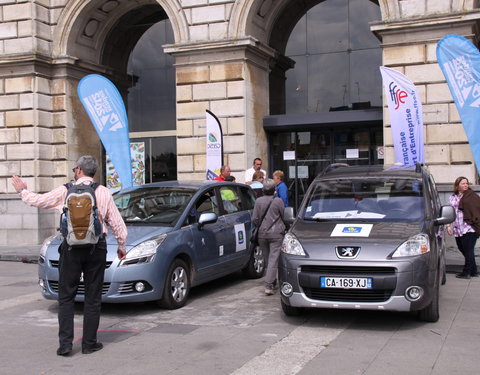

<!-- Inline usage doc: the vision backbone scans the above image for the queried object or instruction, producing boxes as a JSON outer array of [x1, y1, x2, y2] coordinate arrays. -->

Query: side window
[[195, 190, 220, 216], [220, 186, 241, 214], [240, 187, 256, 210]]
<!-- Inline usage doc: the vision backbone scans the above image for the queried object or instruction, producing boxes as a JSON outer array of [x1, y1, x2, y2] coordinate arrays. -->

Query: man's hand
[[11, 175, 27, 193], [117, 248, 126, 260]]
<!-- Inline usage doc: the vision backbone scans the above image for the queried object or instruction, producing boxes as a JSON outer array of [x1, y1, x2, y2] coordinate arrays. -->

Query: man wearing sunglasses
[[11, 155, 127, 357]]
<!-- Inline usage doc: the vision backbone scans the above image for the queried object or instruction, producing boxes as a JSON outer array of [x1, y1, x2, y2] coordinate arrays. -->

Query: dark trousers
[[455, 232, 479, 275], [57, 239, 107, 350]]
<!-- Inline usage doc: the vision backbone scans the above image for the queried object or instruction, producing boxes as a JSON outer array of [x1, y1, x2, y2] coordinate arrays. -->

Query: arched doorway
[[265, 0, 383, 209]]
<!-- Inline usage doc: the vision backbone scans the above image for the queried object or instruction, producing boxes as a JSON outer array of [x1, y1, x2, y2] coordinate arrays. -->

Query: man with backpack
[[11, 155, 127, 356]]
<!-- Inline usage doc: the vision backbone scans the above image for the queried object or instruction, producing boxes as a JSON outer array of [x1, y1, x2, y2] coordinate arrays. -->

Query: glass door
[[269, 125, 382, 212]]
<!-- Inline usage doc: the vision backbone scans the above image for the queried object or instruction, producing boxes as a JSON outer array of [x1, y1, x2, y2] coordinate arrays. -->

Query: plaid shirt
[[19, 176, 127, 249], [449, 193, 475, 237]]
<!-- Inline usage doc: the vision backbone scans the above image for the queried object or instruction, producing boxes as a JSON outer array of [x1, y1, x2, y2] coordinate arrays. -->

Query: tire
[[418, 277, 440, 322], [441, 261, 447, 285], [242, 244, 266, 279], [159, 259, 190, 310], [281, 299, 302, 316]]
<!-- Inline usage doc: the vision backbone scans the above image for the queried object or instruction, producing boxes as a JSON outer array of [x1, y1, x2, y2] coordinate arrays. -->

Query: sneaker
[[471, 273, 479, 277], [82, 342, 103, 354], [264, 288, 275, 295], [456, 273, 471, 279]]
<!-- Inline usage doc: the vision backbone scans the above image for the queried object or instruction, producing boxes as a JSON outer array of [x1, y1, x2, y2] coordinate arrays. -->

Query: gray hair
[[76, 155, 98, 177], [263, 178, 276, 195]]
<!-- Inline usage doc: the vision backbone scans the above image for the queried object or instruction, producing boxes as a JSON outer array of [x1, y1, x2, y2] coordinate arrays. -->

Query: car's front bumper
[[38, 255, 167, 303], [279, 255, 436, 313]]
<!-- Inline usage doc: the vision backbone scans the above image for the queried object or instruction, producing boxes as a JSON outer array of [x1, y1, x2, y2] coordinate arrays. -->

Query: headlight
[[392, 234, 430, 257], [120, 234, 167, 266], [281, 233, 306, 256], [40, 235, 57, 258]]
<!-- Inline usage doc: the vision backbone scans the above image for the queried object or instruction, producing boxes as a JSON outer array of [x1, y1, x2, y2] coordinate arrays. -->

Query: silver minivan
[[279, 164, 455, 322]]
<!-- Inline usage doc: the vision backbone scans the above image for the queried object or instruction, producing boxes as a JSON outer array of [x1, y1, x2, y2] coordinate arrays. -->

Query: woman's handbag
[[250, 200, 273, 246]]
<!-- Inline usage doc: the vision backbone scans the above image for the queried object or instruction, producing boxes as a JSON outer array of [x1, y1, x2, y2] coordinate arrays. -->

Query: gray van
[[279, 164, 455, 322]]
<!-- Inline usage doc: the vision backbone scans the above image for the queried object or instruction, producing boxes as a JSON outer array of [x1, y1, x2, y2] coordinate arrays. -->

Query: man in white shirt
[[245, 158, 267, 185]]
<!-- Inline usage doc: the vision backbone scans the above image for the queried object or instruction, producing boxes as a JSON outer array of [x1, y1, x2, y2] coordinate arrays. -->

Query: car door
[[189, 188, 230, 282], [219, 185, 256, 269]]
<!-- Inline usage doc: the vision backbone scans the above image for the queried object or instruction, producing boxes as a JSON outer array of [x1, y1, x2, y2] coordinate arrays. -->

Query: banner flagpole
[[437, 34, 480, 176], [78, 74, 133, 189], [205, 110, 224, 180], [380, 66, 424, 166]]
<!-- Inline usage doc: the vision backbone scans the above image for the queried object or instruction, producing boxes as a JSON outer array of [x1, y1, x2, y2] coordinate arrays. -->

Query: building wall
[[0, 0, 479, 245]]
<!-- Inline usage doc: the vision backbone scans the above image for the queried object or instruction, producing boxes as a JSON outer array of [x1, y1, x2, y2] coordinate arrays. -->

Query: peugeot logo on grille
[[336, 246, 360, 259]]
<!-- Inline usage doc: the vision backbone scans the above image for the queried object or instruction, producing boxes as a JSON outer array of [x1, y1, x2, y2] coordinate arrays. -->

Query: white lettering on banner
[[82, 89, 124, 132]]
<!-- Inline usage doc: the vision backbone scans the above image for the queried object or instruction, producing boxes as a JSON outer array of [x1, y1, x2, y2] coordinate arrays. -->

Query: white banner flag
[[380, 67, 424, 166], [205, 110, 223, 180]]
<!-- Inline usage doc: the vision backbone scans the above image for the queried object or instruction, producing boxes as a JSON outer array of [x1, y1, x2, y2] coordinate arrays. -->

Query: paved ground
[[1, 261, 479, 375]]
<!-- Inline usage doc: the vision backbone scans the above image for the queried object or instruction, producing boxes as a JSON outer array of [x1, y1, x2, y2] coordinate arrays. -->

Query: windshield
[[302, 178, 424, 222], [114, 187, 196, 225]]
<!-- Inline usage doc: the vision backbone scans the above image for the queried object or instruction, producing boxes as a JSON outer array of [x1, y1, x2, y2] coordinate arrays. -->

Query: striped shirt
[[449, 193, 475, 237], [20, 176, 127, 249]]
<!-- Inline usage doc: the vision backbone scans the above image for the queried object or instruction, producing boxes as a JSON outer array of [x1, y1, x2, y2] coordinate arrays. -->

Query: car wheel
[[281, 299, 303, 316], [159, 259, 190, 310], [441, 261, 447, 285], [242, 245, 265, 279], [418, 276, 440, 322]]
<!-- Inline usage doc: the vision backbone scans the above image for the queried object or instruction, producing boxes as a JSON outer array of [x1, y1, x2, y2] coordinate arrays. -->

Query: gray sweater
[[252, 195, 286, 239]]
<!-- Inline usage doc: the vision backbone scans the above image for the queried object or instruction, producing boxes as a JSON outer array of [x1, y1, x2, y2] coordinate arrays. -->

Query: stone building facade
[[1, 0, 479, 245]]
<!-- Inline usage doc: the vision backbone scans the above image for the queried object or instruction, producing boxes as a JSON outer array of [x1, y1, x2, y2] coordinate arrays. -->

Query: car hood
[[291, 221, 425, 261], [106, 225, 172, 248]]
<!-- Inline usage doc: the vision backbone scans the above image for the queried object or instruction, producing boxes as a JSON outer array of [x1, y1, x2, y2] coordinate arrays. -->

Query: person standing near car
[[446, 176, 480, 279], [11, 155, 127, 356], [252, 178, 286, 295], [214, 165, 231, 181], [273, 170, 289, 207], [245, 158, 267, 185]]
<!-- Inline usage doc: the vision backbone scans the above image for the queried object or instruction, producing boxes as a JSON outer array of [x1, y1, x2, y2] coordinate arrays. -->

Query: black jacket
[[459, 188, 480, 234]]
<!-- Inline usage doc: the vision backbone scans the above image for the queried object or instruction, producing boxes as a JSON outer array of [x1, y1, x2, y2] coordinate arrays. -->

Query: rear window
[[302, 178, 424, 222]]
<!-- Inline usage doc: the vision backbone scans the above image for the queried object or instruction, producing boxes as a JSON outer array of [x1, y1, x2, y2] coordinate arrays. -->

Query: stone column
[[372, 13, 480, 184], [166, 38, 274, 182]]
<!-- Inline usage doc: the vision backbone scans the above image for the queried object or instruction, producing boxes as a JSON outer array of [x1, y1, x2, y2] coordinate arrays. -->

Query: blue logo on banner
[[78, 74, 133, 188], [437, 35, 480, 175], [342, 226, 362, 234]]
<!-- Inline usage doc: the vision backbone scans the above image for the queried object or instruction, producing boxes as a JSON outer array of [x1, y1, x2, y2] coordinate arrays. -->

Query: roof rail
[[415, 162, 424, 173], [320, 163, 350, 176]]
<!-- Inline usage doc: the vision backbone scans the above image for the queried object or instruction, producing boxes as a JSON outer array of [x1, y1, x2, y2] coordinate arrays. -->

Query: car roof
[[315, 164, 425, 181], [116, 180, 243, 194]]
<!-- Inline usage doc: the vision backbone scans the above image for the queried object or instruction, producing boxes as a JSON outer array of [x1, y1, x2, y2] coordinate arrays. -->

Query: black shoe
[[471, 273, 479, 277], [56, 347, 72, 356], [456, 273, 471, 279], [82, 342, 103, 354]]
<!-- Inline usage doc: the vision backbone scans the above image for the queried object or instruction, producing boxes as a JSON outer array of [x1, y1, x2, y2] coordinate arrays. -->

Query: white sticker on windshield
[[331, 224, 373, 237], [219, 245, 224, 256]]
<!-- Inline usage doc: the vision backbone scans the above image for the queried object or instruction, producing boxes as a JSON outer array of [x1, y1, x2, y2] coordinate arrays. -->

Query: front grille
[[301, 265, 396, 275], [48, 281, 110, 295], [303, 287, 393, 302], [50, 260, 112, 269], [118, 282, 136, 294]]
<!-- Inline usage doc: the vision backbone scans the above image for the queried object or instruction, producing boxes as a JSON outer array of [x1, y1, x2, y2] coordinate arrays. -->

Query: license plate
[[320, 276, 372, 289]]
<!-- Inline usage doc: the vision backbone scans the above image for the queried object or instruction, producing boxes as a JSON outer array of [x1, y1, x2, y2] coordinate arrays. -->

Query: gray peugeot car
[[279, 164, 455, 322], [38, 180, 265, 309]]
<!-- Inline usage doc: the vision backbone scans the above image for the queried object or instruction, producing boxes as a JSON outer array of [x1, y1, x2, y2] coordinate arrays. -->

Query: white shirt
[[245, 167, 267, 183]]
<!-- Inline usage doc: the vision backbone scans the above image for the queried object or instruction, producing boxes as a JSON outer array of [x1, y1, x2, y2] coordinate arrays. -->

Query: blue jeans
[[455, 232, 479, 275]]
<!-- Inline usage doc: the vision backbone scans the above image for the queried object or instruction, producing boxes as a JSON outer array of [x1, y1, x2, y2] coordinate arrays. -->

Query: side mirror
[[283, 206, 295, 225], [435, 205, 456, 225], [198, 212, 217, 229]]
